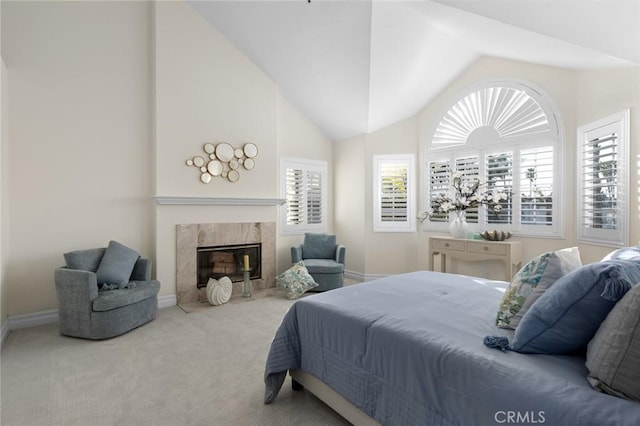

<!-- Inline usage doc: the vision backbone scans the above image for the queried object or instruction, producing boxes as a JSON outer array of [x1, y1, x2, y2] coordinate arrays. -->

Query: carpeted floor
[[0, 290, 351, 426]]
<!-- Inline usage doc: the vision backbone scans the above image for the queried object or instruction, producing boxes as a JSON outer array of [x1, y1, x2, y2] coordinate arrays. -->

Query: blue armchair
[[291, 233, 345, 292], [55, 244, 160, 340]]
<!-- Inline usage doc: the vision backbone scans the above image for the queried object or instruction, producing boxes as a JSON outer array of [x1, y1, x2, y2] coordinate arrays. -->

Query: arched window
[[424, 80, 563, 237]]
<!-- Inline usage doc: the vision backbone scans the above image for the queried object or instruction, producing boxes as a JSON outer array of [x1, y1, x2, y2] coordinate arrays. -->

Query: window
[[374, 154, 415, 232], [577, 110, 629, 246], [280, 158, 327, 235], [424, 81, 562, 237]]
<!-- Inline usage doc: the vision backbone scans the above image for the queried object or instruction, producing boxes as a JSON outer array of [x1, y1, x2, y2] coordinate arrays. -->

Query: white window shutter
[[374, 154, 415, 232], [578, 109, 629, 246]]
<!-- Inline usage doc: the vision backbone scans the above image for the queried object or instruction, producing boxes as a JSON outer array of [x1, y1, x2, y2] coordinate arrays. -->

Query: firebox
[[196, 243, 261, 288]]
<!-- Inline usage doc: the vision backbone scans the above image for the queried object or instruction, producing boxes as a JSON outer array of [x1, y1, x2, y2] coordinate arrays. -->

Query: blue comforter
[[264, 271, 640, 425]]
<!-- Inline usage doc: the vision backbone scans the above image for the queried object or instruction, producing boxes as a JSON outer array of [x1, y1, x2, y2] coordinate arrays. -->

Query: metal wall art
[[186, 142, 258, 183]]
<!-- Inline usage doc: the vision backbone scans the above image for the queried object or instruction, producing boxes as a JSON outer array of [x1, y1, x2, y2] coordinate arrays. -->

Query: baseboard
[[9, 309, 59, 330], [344, 269, 365, 282], [0, 318, 10, 351], [0, 295, 177, 348], [363, 273, 388, 282], [345, 270, 388, 283], [158, 294, 177, 309]]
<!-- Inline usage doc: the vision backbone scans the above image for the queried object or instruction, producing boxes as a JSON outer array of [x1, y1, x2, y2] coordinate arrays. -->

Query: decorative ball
[[480, 230, 513, 241], [206, 276, 233, 305]]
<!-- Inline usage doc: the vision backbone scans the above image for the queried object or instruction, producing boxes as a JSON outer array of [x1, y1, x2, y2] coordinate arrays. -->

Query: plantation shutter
[[487, 152, 513, 225], [521, 146, 553, 226], [380, 164, 408, 222], [581, 134, 619, 231], [374, 154, 415, 232], [281, 158, 327, 234], [428, 160, 451, 223], [306, 170, 323, 225], [285, 168, 304, 226], [455, 156, 480, 223]]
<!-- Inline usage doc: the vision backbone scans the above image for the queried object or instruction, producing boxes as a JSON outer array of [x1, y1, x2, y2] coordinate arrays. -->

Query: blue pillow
[[64, 247, 106, 272], [602, 245, 640, 262], [95, 241, 140, 288], [511, 259, 640, 354]]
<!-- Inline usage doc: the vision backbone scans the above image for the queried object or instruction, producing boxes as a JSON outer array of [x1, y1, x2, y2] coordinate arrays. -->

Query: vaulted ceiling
[[189, 0, 640, 141]]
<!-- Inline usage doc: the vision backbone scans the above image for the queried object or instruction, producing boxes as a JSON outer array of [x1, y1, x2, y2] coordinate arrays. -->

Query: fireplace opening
[[196, 243, 261, 288]]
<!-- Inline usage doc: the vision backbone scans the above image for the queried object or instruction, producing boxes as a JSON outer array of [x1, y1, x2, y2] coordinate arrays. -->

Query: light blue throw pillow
[[64, 247, 106, 272], [95, 240, 140, 288], [511, 259, 640, 354]]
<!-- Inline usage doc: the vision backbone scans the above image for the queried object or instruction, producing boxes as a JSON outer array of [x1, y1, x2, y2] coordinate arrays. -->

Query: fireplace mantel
[[153, 196, 285, 206]]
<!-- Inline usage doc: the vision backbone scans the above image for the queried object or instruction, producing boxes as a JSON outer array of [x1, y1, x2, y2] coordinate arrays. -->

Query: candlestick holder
[[242, 268, 252, 298]]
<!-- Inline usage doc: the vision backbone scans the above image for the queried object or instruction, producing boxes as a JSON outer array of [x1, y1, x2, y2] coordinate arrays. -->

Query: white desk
[[428, 236, 523, 281]]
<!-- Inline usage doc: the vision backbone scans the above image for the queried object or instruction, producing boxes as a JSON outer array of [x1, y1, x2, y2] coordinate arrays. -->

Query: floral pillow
[[276, 261, 318, 300], [496, 247, 581, 329]]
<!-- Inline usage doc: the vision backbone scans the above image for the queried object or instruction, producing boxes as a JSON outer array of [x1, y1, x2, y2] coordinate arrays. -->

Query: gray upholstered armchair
[[54, 242, 160, 340], [291, 233, 345, 292]]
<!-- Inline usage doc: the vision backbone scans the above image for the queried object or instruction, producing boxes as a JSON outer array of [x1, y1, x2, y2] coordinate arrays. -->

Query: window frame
[[280, 157, 328, 236], [577, 109, 629, 247], [373, 154, 416, 233], [423, 80, 564, 238]]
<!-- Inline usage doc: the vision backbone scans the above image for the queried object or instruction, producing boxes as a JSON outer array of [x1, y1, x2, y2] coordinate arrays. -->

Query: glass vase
[[449, 210, 469, 239], [242, 270, 252, 298]]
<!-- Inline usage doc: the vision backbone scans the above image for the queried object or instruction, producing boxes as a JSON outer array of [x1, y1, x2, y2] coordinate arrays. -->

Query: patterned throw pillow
[[276, 261, 318, 300], [496, 247, 581, 329], [586, 283, 640, 401]]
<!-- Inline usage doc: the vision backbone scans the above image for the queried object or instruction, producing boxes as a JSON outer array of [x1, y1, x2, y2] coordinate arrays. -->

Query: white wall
[[416, 57, 579, 279], [575, 67, 640, 263], [334, 134, 366, 276], [276, 95, 335, 272], [1, 57, 8, 328], [1, 1, 334, 318], [153, 1, 335, 296], [335, 56, 638, 279], [3, 1, 153, 316]]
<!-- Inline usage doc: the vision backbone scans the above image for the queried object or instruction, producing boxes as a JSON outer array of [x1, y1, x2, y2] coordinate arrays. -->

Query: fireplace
[[196, 243, 261, 288], [176, 222, 275, 305]]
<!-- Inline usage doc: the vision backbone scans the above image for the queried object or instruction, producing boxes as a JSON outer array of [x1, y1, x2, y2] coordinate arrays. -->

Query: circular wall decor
[[207, 160, 223, 176], [203, 143, 215, 154], [186, 141, 258, 183], [227, 169, 240, 182], [193, 156, 205, 167], [200, 173, 212, 184], [243, 143, 258, 158], [243, 158, 255, 170], [215, 143, 234, 162]]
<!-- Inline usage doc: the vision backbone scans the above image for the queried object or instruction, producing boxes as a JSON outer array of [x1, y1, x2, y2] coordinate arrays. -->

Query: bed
[[263, 271, 640, 425]]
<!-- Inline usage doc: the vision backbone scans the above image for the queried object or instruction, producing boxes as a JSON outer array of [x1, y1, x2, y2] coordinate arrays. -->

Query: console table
[[428, 236, 523, 281]]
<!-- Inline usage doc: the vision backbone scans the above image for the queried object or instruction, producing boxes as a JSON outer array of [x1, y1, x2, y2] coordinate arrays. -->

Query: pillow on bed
[[276, 261, 318, 300], [511, 259, 640, 354], [602, 246, 640, 262], [496, 247, 581, 329], [586, 283, 640, 401]]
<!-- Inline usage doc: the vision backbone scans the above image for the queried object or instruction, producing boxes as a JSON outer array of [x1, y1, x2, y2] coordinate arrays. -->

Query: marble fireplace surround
[[176, 222, 276, 305]]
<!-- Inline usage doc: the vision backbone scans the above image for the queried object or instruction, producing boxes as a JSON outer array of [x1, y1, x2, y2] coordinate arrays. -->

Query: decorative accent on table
[[206, 276, 233, 305], [480, 230, 513, 241], [186, 142, 258, 183], [418, 171, 507, 238], [242, 254, 252, 298]]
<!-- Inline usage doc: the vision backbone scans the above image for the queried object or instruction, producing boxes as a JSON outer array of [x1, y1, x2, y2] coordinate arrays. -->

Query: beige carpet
[[1, 290, 350, 426]]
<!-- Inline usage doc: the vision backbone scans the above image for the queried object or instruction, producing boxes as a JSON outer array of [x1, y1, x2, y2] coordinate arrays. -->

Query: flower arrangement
[[418, 172, 508, 223]]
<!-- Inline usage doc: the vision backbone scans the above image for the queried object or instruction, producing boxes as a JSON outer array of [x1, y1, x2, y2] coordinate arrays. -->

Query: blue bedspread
[[264, 271, 640, 425]]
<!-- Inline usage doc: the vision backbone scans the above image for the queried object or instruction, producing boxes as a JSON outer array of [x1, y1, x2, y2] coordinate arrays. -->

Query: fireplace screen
[[196, 243, 261, 288]]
